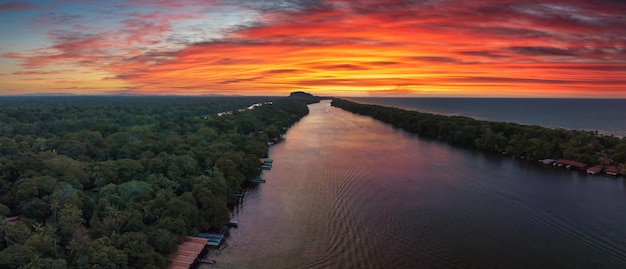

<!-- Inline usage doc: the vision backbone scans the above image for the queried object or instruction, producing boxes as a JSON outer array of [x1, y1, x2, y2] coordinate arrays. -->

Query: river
[[204, 100, 626, 269]]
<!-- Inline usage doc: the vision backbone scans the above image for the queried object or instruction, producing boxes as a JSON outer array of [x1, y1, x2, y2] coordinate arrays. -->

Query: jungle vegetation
[[332, 98, 626, 173], [0, 95, 318, 269]]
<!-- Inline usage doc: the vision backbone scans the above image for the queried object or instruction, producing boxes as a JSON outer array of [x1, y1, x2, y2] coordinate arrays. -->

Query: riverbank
[[331, 98, 626, 177], [195, 100, 626, 269], [0, 94, 320, 269], [345, 97, 626, 138]]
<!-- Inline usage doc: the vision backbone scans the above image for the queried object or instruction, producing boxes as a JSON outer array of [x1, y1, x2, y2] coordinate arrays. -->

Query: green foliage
[[332, 98, 626, 167], [114, 232, 165, 269], [0, 95, 316, 267], [24, 227, 59, 259], [58, 204, 84, 243], [20, 197, 50, 222], [4, 221, 32, 246], [67, 237, 127, 269], [0, 203, 9, 216], [23, 257, 68, 269], [0, 244, 38, 269]]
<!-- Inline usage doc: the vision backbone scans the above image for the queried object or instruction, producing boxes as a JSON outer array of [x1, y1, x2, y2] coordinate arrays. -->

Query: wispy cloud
[[0, 1, 37, 11], [1, 0, 625, 96]]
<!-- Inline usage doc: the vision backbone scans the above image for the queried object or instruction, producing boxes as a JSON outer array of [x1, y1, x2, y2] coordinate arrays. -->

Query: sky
[[1, 0, 625, 97]]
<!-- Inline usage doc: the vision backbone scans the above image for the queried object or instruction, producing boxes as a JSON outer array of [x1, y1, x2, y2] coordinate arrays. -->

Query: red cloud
[[12, 70, 63, 75], [4, 0, 626, 97]]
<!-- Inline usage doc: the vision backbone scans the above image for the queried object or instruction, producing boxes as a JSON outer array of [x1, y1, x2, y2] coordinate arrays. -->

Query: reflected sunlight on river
[[203, 100, 626, 269]]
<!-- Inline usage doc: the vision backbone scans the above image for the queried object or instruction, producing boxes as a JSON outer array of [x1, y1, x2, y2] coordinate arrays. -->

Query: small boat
[[247, 177, 266, 183], [227, 220, 239, 228]]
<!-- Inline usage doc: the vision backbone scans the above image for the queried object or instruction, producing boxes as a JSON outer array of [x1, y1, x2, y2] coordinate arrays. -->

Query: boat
[[247, 177, 266, 183]]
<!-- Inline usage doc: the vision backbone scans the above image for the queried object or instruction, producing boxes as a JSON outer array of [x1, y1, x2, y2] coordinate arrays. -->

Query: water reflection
[[205, 100, 626, 269]]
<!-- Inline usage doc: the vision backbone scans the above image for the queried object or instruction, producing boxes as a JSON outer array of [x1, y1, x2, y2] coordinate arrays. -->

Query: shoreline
[[331, 98, 626, 177]]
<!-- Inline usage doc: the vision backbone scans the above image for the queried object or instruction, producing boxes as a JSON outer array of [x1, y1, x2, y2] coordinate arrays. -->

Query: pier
[[554, 159, 587, 170], [167, 236, 209, 269]]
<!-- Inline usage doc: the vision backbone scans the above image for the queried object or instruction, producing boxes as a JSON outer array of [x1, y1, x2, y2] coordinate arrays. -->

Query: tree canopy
[[332, 98, 626, 175], [1, 95, 318, 268]]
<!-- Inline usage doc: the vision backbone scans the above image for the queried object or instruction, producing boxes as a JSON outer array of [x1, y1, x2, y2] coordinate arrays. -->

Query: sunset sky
[[1, 0, 625, 97]]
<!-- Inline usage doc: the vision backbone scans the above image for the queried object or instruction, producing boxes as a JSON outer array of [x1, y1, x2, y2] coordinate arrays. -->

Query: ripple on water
[[212, 101, 626, 269]]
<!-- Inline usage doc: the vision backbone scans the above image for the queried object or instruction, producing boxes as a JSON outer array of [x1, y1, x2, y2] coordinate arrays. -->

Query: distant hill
[[289, 91, 316, 98]]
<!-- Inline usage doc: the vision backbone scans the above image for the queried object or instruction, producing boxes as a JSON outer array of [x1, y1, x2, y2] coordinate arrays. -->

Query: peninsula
[[332, 98, 626, 176]]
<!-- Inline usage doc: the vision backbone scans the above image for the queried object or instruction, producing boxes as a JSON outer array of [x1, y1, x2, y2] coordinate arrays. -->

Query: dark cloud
[[314, 64, 368, 71], [48, 30, 98, 47], [453, 76, 571, 84], [0, 1, 36, 10], [368, 61, 400, 66], [132, 51, 177, 60], [531, 64, 626, 72], [219, 77, 262, 84], [508, 46, 577, 57], [458, 51, 506, 59], [4, 30, 114, 68], [12, 70, 62, 75], [263, 69, 303, 74], [410, 56, 459, 63], [36, 12, 83, 26], [224, 0, 325, 11], [470, 26, 550, 39]]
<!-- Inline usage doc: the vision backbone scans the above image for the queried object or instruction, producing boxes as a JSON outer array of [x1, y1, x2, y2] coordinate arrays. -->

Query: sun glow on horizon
[[1, 0, 625, 97]]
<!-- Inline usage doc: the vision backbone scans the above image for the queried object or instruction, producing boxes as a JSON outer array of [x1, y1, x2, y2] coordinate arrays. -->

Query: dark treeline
[[0, 95, 318, 269], [0, 96, 279, 137], [331, 98, 626, 174]]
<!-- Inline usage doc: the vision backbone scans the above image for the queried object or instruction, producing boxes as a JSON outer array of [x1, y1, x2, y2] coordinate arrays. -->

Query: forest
[[331, 98, 626, 175], [0, 94, 318, 269]]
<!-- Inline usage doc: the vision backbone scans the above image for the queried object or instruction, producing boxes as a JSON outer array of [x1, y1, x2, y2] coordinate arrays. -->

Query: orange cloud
[[2, 0, 625, 97]]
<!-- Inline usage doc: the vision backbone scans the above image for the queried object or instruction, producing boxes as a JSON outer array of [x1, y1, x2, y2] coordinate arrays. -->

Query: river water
[[205, 100, 626, 269]]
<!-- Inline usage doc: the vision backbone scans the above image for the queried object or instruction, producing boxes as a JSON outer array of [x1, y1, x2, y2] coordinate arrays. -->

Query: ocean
[[345, 97, 626, 137]]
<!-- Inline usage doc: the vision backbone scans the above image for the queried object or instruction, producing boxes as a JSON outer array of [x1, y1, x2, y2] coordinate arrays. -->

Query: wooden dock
[[586, 166, 602, 175], [554, 159, 587, 170], [167, 236, 209, 269]]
